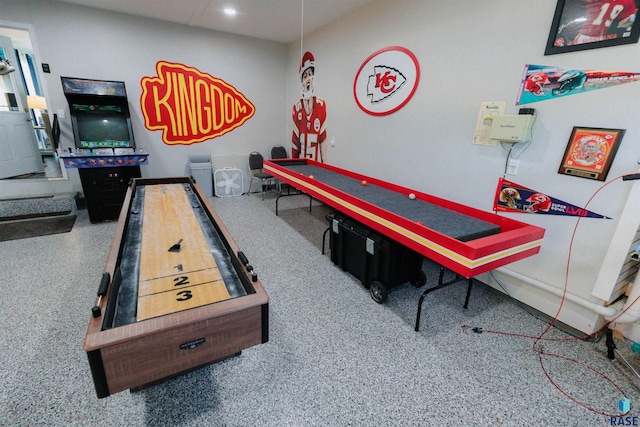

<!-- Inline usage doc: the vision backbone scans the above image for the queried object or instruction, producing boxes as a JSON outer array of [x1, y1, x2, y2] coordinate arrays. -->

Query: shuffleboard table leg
[[463, 278, 473, 309], [322, 227, 330, 254], [415, 293, 428, 332], [414, 267, 474, 332], [274, 190, 314, 216]]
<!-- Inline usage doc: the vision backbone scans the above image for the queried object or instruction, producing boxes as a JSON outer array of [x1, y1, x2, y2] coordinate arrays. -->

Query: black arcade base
[[79, 166, 141, 223], [326, 211, 425, 303]]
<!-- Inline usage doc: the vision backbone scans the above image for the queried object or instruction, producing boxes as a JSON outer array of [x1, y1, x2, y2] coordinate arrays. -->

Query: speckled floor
[[1, 192, 639, 426]]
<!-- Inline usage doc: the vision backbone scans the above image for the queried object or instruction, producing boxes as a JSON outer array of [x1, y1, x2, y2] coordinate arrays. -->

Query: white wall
[[2, 0, 639, 333], [288, 0, 640, 333], [0, 0, 288, 196]]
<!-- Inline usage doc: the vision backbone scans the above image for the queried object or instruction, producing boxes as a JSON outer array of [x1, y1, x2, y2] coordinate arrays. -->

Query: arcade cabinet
[[60, 77, 148, 223]]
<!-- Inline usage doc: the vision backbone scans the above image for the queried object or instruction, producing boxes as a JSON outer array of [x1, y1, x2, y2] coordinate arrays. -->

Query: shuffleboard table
[[263, 159, 544, 330], [83, 177, 269, 398]]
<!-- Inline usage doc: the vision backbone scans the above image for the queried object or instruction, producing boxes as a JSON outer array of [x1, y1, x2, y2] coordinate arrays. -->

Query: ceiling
[[52, 0, 378, 44]]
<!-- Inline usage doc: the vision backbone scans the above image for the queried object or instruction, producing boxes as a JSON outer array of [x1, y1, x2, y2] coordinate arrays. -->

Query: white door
[[0, 35, 43, 179]]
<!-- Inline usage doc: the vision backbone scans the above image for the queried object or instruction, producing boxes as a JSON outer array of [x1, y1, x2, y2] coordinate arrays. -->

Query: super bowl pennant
[[494, 178, 610, 219], [516, 64, 640, 106]]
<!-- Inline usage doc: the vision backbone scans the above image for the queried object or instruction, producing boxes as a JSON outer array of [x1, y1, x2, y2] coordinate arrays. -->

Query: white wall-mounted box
[[489, 115, 535, 142]]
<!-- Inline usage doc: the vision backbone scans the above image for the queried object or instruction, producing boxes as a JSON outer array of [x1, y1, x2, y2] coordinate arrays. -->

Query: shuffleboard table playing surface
[[137, 183, 231, 320]]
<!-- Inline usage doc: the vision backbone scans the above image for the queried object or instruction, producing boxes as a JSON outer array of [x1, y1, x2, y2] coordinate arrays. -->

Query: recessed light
[[223, 8, 237, 16]]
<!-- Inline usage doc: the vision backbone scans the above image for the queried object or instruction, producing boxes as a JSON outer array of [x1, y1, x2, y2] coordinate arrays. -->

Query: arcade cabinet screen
[[75, 114, 133, 148]]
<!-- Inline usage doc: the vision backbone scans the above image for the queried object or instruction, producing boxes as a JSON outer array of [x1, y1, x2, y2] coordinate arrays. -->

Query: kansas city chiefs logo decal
[[367, 66, 406, 103], [141, 61, 255, 145], [354, 46, 419, 116]]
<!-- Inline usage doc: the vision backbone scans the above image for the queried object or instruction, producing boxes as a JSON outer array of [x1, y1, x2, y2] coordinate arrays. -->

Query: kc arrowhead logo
[[354, 46, 419, 116], [141, 61, 255, 145], [367, 66, 407, 103]]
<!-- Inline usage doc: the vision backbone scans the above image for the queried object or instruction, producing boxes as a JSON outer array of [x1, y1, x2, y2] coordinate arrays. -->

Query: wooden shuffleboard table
[[263, 159, 545, 331], [83, 177, 269, 398]]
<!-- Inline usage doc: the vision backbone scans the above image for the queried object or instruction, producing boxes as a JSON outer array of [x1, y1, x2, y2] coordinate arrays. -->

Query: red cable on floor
[[469, 175, 637, 417]]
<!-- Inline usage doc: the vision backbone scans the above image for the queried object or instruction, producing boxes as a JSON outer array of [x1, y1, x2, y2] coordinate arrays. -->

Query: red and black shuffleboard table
[[263, 158, 545, 330]]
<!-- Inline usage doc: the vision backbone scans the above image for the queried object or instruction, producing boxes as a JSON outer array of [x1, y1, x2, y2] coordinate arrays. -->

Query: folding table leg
[[414, 268, 472, 332]]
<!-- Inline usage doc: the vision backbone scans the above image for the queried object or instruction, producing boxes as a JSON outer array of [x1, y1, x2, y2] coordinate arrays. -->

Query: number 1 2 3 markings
[[174, 276, 193, 301]]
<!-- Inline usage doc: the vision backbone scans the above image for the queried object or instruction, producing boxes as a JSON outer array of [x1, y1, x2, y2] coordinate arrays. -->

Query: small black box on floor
[[326, 211, 425, 303], [74, 192, 86, 210]]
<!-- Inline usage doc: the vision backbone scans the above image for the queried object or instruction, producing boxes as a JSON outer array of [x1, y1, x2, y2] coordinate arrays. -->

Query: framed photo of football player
[[545, 0, 640, 55], [558, 127, 625, 181]]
